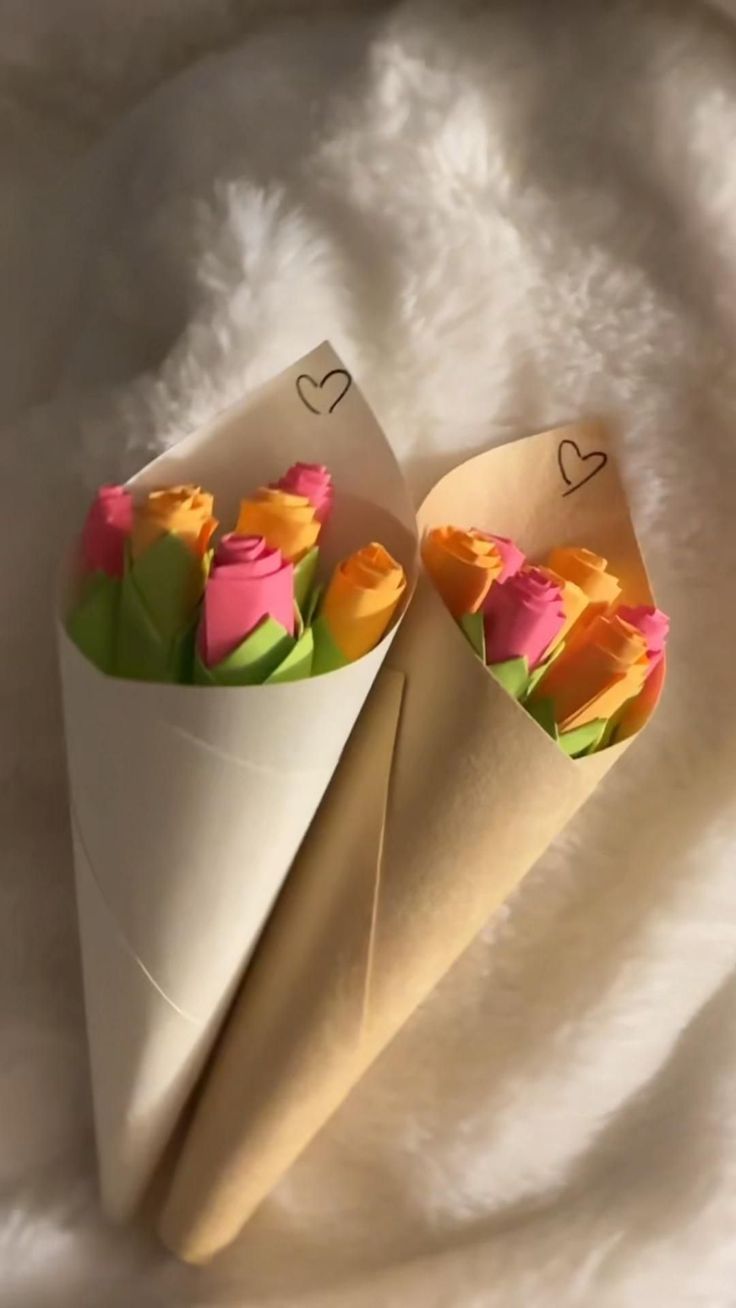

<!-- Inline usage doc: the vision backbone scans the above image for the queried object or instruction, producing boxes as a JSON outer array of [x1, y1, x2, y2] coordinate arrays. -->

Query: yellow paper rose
[[422, 526, 503, 618], [237, 488, 320, 563], [530, 612, 649, 731], [321, 542, 406, 661], [545, 547, 621, 614], [534, 565, 589, 643], [131, 485, 218, 560]]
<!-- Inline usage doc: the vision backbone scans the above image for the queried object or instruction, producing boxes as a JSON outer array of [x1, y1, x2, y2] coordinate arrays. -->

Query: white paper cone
[[58, 344, 416, 1219]]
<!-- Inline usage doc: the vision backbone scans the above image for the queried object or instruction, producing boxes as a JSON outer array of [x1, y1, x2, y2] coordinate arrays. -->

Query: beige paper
[[157, 422, 664, 1263], [58, 343, 417, 1220]]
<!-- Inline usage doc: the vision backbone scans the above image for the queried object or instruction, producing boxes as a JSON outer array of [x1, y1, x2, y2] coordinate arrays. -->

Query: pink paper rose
[[616, 604, 669, 672], [475, 532, 525, 584], [275, 463, 334, 524], [199, 534, 295, 667], [81, 485, 134, 577], [484, 566, 566, 669]]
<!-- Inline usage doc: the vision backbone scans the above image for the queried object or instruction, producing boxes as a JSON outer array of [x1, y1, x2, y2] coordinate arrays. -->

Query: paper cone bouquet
[[57, 344, 417, 1219], [69, 469, 407, 688], [157, 420, 667, 1264], [423, 527, 668, 759]]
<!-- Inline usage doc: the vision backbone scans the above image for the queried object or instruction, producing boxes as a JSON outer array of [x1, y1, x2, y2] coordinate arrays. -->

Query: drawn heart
[[296, 368, 352, 415], [557, 438, 608, 497]]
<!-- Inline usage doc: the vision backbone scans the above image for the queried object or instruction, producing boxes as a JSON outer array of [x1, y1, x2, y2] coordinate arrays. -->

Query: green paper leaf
[[265, 627, 314, 683], [525, 639, 566, 699], [66, 571, 120, 674], [193, 655, 217, 686], [311, 616, 349, 676], [173, 622, 198, 685], [130, 533, 204, 643], [559, 718, 608, 758], [526, 696, 558, 740], [598, 714, 621, 751], [459, 611, 485, 661], [303, 582, 323, 629], [488, 655, 530, 700], [116, 535, 205, 682], [195, 615, 294, 686], [116, 569, 178, 682], [294, 546, 320, 616]]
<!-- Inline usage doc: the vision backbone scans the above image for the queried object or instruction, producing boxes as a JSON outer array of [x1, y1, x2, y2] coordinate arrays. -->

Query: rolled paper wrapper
[[476, 531, 525, 583], [421, 526, 503, 618], [483, 567, 566, 670], [237, 488, 320, 563], [131, 485, 217, 561], [545, 546, 621, 626], [530, 611, 649, 732], [616, 604, 669, 673], [158, 420, 664, 1265], [534, 566, 589, 644], [312, 543, 407, 672], [81, 485, 134, 578], [56, 342, 418, 1221], [275, 462, 334, 524]]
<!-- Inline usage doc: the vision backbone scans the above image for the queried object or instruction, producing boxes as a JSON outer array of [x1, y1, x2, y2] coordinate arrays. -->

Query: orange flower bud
[[531, 612, 649, 731], [321, 543, 406, 662], [533, 566, 589, 643], [545, 547, 620, 616], [422, 526, 503, 618], [237, 488, 320, 563], [131, 485, 217, 560]]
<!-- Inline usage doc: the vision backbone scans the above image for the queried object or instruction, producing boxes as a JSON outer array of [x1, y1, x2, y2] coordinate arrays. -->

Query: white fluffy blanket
[[4, 1, 736, 1304]]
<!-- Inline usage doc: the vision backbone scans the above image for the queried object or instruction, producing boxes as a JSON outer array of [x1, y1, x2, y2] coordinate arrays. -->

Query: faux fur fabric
[[3, 1, 736, 1304]]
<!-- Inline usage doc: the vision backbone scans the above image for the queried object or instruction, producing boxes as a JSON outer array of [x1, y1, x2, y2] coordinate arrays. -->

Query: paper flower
[[313, 543, 406, 671], [533, 565, 589, 643], [477, 532, 525, 583], [484, 567, 566, 670], [530, 611, 649, 732], [616, 604, 669, 673], [68, 486, 134, 673], [131, 485, 217, 560], [198, 534, 296, 678], [81, 485, 134, 578], [275, 463, 334, 524], [116, 486, 218, 682], [545, 546, 620, 619], [237, 488, 320, 563], [422, 527, 503, 618]]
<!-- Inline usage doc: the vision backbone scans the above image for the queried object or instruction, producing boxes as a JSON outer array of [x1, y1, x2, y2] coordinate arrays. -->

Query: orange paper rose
[[545, 547, 620, 618], [422, 527, 503, 618], [319, 542, 406, 663], [131, 485, 218, 560], [534, 565, 589, 643], [237, 488, 320, 563], [530, 611, 649, 731]]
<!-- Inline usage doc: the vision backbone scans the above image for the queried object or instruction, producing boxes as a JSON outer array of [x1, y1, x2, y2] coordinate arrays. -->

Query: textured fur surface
[[3, 1, 736, 1304]]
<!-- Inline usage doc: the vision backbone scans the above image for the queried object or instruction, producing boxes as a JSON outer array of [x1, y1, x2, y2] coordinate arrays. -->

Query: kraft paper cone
[[158, 423, 664, 1262], [58, 343, 417, 1220]]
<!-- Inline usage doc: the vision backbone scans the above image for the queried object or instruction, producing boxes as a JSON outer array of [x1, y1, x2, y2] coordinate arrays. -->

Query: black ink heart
[[557, 438, 608, 497], [296, 368, 352, 416]]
